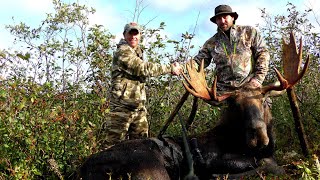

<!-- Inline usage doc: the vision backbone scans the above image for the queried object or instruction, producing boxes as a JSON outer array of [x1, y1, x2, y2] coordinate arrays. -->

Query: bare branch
[[305, 0, 320, 28]]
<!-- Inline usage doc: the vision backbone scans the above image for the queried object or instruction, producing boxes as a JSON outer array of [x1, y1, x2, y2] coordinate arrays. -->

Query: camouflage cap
[[123, 22, 142, 33]]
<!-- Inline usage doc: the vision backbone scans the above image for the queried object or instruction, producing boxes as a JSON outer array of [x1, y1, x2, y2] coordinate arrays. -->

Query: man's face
[[124, 29, 141, 48], [215, 14, 234, 32]]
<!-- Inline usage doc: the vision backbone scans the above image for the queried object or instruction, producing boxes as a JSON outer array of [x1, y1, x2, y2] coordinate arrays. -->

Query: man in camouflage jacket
[[188, 4, 271, 167], [100, 22, 182, 147], [193, 4, 270, 91]]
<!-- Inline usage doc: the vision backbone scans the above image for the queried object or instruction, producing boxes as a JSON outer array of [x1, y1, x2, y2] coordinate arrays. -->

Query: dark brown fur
[[188, 87, 283, 179], [73, 139, 170, 179]]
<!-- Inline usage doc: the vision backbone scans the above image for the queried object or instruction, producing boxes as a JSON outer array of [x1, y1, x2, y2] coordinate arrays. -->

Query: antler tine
[[262, 32, 309, 94], [211, 77, 218, 100], [283, 32, 310, 86], [262, 67, 289, 93], [209, 77, 232, 102], [181, 60, 211, 100], [182, 59, 232, 102]]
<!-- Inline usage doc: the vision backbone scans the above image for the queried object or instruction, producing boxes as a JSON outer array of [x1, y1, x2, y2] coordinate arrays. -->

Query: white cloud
[[232, 3, 266, 27], [87, 3, 127, 44], [87, 1, 131, 35], [149, 0, 211, 12], [21, 0, 52, 13], [88, 4, 123, 28], [0, 0, 53, 17]]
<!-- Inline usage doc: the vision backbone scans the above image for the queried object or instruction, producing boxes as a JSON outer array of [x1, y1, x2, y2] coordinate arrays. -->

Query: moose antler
[[262, 32, 310, 93], [182, 32, 309, 101], [181, 60, 232, 102]]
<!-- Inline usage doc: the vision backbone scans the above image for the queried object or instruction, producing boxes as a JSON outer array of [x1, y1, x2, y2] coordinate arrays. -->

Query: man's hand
[[171, 62, 183, 75]]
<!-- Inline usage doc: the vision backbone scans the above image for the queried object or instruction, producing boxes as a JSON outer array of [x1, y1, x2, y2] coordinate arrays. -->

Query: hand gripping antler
[[262, 32, 310, 93], [181, 60, 231, 102]]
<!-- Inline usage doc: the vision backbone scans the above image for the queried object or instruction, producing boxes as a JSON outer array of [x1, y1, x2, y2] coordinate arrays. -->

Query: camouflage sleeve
[[251, 28, 270, 84], [193, 39, 213, 68], [115, 45, 172, 77]]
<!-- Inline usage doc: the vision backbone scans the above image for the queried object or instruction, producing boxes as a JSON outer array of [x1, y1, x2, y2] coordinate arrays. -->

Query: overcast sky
[[0, 0, 319, 56]]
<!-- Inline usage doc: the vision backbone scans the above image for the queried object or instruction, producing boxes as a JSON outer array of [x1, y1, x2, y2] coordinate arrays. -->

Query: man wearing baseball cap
[[99, 22, 183, 148], [193, 4, 270, 91]]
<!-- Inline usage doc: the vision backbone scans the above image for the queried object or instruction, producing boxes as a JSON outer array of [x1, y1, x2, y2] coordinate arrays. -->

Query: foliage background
[[0, 0, 319, 179]]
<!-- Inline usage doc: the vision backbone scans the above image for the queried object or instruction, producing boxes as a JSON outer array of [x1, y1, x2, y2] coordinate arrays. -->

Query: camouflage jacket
[[110, 39, 172, 110], [193, 25, 270, 91]]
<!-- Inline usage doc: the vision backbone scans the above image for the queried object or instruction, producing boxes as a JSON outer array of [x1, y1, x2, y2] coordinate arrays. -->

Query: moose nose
[[248, 136, 269, 148], [247, 121, 269, 148]]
